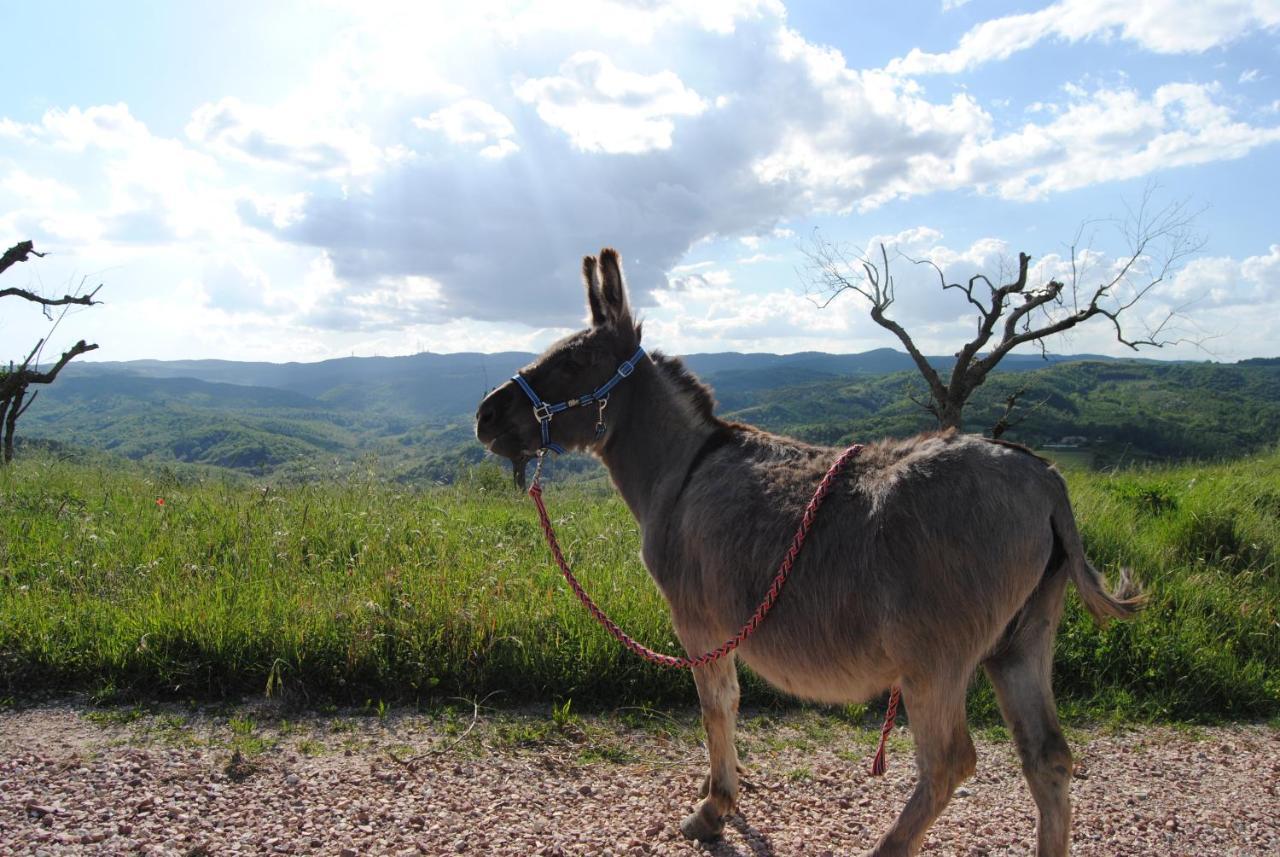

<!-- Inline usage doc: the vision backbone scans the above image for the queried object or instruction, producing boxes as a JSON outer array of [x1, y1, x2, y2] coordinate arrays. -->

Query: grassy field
[[1, 448, 1277, 722]]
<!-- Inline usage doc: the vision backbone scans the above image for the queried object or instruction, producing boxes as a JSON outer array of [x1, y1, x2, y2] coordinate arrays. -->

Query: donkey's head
[[475, 248, 642, 485]]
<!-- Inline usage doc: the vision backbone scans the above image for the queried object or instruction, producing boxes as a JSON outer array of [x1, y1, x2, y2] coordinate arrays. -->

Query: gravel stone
[[0, 703, 1276, 855]]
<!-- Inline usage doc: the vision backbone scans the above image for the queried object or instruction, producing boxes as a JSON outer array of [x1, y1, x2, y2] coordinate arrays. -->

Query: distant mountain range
[[52, 348, 1128, 420], [20, 349, 1279, 480]]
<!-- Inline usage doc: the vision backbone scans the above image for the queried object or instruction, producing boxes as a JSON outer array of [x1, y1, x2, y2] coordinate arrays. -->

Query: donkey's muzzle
[[475, 392, 501, 441], [476, 383, 531, 490], [475, 382, 516, 446]]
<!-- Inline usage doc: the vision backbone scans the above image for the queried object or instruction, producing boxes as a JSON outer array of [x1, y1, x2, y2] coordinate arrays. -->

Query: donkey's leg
[[983, 575, 1073, 857], [698, 761, 748, 798], [870, 674, 976, 857], [680, 654, 741, 841]]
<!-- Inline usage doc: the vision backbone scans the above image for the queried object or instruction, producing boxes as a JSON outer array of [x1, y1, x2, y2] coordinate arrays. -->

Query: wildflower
[[156, 497, 165, 506]]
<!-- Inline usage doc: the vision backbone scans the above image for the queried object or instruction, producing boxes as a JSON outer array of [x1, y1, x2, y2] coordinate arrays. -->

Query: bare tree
[[0, 241, 102, 463], [989, 387, 1043, 440], [801, 190, 1204, 431]]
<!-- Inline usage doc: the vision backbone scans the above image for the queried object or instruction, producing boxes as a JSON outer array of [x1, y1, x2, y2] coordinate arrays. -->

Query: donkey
[[475, 248, 1143, 856]]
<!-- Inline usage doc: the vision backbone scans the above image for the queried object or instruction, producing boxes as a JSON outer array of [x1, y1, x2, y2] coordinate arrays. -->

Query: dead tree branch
[[0, 240, 46, 277], [0, 281, 103, 311], [800, 187, 1204, 431], [1, 241, 102, 462], [803, 233, 950, 412], [988, 387, 1050, 440]]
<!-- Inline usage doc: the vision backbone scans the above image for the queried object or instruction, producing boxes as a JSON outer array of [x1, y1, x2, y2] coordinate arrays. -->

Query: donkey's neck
[[597, 357, 723, 527]]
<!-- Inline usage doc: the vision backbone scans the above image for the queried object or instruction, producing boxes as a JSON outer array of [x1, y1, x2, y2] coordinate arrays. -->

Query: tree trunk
[[2, 389, 21, 463], [936, 399, 964, 432], [0, 397, 9, 464]]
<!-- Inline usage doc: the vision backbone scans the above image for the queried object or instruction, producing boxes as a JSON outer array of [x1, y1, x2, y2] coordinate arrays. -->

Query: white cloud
[[0, 103, 151, 151], [1238, 68, 1263, 83], [664, 267, 735, 293], [739, 225, 796, 250], [0, 102, 235, 245], [239, 12, 1280, 335], [888, 1, 1280, 76], [664, 0, 785, 35], [648, 283, 851, 352], [2, 169, 79, 205], [186, 96, 388, 176], [414, 99, 519, 159], [289, 255, 447, 331], [669, 260, 717, 273], [238, 191, 309, 230], [515, 51, 708, 154], [1170, 244, 1280, 307], [958, 82, 1280, 198], [761, 73, 1280, 206], [748, 28, 998, 211]]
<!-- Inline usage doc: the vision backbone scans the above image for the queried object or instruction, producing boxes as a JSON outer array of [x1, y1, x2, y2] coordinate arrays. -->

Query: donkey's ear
[[597, 247, 632, 325], [583, 255, 606, 327]]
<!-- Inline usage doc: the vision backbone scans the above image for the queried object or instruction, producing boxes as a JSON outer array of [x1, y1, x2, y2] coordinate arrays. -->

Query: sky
[[2, 0, 1279, 365]]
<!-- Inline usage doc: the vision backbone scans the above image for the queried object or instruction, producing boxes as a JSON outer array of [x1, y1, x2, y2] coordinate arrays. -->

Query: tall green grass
[[2, 450, 1277, 720], [1052, 452, 1280, 720]]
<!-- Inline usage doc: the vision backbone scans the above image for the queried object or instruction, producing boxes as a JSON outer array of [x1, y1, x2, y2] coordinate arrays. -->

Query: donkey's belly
[[739, 639, 896, 705]]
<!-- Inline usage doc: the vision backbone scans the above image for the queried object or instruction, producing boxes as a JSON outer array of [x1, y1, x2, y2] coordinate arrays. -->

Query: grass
[[0, 454, 689, 706], [1, 449, 1278, 721], [1044, 450, 1280, 720]]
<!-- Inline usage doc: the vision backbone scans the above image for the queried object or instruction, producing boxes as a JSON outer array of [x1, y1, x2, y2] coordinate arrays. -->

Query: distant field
[[2, 449, 1277, 721], [1040, 448, 1095, 470]]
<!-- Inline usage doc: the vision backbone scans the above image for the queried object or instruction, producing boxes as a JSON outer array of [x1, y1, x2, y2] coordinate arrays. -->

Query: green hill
[[20, 351, 1280, 479], [728, 360, 1280, 467]]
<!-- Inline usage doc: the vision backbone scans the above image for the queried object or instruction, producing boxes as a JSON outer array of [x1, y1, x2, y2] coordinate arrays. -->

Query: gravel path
[[1, 701, 1276, 856]]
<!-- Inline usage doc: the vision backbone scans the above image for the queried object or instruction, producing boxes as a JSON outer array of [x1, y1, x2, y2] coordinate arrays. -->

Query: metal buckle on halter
[[532, 402, 554, 423], [532, 448, 548, 486], [593, 397, 609, 439], [616, 359, 635, 378]]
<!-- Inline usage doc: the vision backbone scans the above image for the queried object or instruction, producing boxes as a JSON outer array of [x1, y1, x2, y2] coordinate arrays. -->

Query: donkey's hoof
[[680, 803, 726, 841]]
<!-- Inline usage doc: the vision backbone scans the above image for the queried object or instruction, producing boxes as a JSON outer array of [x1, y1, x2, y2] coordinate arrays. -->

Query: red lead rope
[[527, 442, 902, 775]]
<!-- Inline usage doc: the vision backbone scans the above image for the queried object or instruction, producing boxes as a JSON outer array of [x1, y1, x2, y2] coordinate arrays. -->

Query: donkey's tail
[[1050, 499, 1145, 625]]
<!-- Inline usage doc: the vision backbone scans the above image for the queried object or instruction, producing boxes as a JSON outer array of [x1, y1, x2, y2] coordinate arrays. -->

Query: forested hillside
[[21, 351, 1280, 479], [738, 361, 1280, 467]]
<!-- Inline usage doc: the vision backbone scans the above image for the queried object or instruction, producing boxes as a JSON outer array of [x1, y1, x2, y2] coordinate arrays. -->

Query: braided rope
[[529, 442, 862, 667], [869, 685, 901, 777]]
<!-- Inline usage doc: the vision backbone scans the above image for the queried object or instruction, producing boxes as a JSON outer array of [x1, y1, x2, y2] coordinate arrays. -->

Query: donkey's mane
[[649, 350, 721, 425]]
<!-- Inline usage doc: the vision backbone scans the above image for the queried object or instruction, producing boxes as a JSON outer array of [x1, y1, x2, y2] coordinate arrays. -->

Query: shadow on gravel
[[700, 814, 777, 857]]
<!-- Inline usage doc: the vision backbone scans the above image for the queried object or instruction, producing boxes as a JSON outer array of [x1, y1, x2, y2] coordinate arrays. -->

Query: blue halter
[[512, 345, 647, 454]]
